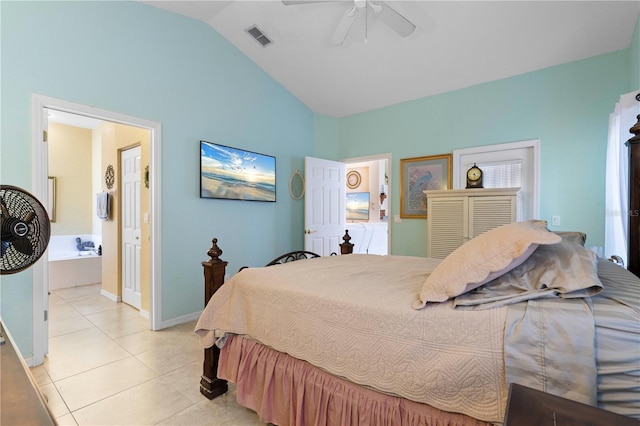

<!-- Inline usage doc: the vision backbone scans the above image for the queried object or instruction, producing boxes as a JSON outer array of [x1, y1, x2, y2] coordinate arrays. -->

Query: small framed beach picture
[[400, 154, 451, 218], [200, 140, 276, 202], [346, 192, 370, 221]]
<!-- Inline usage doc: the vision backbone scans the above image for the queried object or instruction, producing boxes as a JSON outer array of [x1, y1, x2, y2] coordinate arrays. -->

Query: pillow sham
[[554, 231, 587, 246], [412, 220, 561, 309], [452, 236, 603, 309]]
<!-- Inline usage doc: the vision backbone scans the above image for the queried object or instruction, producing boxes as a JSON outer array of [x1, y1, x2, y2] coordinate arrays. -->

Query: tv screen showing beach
[[346, 192, 370, 221], [200, 140, 276, 202]]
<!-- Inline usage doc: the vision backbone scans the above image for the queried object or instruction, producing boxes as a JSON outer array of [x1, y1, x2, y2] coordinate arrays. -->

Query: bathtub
[[48, 235, 102, 290], [345, 222, 388, 255]]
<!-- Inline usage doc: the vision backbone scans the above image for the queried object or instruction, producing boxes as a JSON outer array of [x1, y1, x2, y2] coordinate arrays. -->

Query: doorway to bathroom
[[31, 94, 162, 365]]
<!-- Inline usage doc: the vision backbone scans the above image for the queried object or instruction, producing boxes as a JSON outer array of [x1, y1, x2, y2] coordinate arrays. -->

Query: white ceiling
[[149, 1, 638, 117], [47, 109, 103, 129]]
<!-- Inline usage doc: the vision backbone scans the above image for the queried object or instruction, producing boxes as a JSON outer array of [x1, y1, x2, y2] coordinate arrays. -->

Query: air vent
[[246, 25, 272, 47]]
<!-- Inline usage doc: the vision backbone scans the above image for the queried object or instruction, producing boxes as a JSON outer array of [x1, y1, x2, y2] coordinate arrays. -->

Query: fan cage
[[0, 185, 51, 275]]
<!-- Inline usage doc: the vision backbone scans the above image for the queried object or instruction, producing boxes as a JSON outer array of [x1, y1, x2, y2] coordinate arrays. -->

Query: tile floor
[[30, 283, 266, 426]]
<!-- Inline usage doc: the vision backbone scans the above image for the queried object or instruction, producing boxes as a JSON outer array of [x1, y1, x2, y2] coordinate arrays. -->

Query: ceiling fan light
[[368, 1, 382, 14]]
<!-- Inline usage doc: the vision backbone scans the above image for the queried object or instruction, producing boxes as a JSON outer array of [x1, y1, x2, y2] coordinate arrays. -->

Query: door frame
[[31, 94, 163, 365], [341, 153, 392, 255]]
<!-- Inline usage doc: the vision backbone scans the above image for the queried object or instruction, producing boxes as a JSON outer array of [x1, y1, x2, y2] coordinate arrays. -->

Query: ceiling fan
[[282, 0, 416, 46]]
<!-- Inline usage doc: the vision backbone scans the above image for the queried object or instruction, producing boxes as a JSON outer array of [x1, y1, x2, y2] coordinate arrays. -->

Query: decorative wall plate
[[105, 164, 115, 190], [346, 170, 361, 189]]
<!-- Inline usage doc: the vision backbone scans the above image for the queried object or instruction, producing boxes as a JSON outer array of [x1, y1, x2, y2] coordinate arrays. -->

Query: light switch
[[551, 216, 560, 226], [143, 213, 149, 224]]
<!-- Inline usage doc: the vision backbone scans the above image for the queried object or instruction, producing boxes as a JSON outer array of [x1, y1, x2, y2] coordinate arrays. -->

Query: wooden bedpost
[[340, 230, 354, 255], [627, 105, 640, 277], [200, 238, 229, 400]]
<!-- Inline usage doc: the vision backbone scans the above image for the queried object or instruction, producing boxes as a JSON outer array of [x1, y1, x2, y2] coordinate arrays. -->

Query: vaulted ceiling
[[143, 1, 639, 117]]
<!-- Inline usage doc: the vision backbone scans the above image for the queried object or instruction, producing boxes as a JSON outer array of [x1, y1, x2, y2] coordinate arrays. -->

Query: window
[[605, 91, 639, 263], [453, 140, 540, 221]]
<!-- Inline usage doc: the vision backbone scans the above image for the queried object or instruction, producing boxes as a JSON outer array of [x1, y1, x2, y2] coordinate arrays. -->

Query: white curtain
[[605, 91, 639, 264]]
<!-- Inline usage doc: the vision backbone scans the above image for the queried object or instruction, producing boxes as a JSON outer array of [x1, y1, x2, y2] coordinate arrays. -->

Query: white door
[[121, 146, 141, 309], [304, 156, 346, 256], [41, 107, 50, 356]]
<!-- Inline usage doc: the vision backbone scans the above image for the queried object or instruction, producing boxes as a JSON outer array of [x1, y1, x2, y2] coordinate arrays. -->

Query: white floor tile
[[159, 360, 203, 403], [65, 294, 120, 316], [54, 356, 157, 411], [72, 378, 193, 426], [45, 327, 130, 381], [115, 328, 198, 356], [56, 413, 78, 426], [40, 382, 70, 418], [135, 341, 201, 376], [53, 284, 102, 301], [38, 284, 267, 425], [30, 364, 52, 386], [156, 397, 264, 426]]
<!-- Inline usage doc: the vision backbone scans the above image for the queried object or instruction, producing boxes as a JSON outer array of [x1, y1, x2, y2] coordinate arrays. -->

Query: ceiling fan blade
[[371, 1, 416, 38], [330, 6, 358, 46], [282, 0, 342, 5]]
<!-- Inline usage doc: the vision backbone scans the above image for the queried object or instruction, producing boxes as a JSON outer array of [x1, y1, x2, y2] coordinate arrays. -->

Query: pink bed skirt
[[218, 335, 492, 426]]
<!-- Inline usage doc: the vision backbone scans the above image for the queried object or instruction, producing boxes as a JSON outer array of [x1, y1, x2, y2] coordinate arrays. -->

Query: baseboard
[[100, 289, 121, 302], [158, 311, 202, 330], [139, 309, 149, 319]]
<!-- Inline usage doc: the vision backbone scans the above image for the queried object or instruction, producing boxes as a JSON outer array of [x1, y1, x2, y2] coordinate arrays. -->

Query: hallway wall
[[99, 122, 151, 312], [48, 123, 93, 235]]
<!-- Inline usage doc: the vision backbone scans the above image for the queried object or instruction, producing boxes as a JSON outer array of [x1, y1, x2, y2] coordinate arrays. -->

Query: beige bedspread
[[195, 254, 509, 422]]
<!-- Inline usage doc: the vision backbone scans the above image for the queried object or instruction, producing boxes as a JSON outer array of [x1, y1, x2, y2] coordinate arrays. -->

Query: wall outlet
[[551, 215, 561, 226]]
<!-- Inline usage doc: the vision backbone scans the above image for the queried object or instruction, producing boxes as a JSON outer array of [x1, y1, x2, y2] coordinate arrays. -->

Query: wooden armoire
[[627, 98, 640, 277]]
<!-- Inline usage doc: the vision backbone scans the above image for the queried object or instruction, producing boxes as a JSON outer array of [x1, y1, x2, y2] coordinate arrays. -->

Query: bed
[[195, 222, 640, 425]]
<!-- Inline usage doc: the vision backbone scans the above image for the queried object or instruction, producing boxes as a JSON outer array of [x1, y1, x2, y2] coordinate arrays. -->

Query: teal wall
[[1, 1, 313, 357], [1, 1, 637, 358], [327, 50, 632, 256], [631, 17, 640, 90]]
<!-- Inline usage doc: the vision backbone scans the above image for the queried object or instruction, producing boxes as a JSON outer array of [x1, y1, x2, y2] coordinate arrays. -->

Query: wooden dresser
[[0, 322, 56, 425]]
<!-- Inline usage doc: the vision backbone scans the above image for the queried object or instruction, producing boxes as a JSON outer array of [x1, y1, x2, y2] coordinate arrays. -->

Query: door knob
[[305, 229, 317, 234]]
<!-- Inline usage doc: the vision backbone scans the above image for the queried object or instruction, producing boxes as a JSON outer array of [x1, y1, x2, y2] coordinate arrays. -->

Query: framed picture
[[200, 140, 276, 202], [400, 154, 452, 218], [346, 192, 370, 221]]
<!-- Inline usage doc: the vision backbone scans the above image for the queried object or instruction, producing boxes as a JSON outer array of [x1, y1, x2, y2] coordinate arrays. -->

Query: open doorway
[[47, 112, 148, 310], [342, 153, 391, 255], [31, 94, 162, 366]]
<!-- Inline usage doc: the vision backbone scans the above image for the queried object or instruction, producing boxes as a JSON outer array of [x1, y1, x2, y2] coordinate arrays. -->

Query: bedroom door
[[122, 145, 142, 309], [304, 157, 346, 256]]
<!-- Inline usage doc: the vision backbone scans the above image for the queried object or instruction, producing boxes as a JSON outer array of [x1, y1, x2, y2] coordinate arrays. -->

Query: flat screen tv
[[200, 140, 276, 202], [346, 192, 370, 221]]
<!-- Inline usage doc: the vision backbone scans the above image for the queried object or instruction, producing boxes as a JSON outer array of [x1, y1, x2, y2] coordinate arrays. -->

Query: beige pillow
[[554, 231, 587, 246], [412, 220, 561, 309]]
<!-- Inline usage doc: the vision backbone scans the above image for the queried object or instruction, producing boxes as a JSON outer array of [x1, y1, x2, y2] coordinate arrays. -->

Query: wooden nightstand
[[504, 383, 639, 426]]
